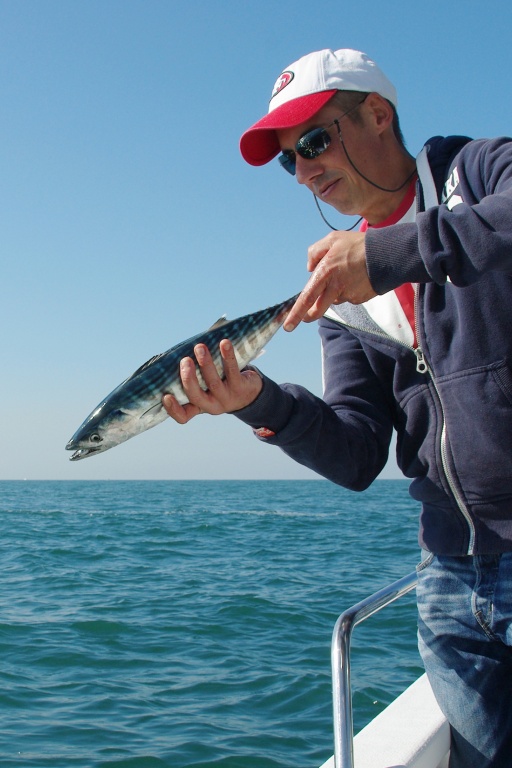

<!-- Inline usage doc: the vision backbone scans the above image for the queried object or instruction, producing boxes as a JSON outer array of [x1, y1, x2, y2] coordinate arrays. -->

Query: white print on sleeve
[[442, 167, 463, 210]]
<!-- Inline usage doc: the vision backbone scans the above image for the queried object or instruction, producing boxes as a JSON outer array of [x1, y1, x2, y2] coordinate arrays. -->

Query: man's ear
[[364, 92, 394, 134]]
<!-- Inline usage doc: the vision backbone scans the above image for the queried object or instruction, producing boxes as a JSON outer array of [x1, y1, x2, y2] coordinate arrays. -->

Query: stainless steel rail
[[331, 570, 418, 768]]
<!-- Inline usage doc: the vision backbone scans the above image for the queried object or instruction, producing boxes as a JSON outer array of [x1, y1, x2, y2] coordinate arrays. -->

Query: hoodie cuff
[[233, 371, 295, 435], [365, 223, 431, 294]]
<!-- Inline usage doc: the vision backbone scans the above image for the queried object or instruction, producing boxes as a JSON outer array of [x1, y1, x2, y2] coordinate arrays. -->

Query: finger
[[177, 355, 214, 412], [218, 339, 264, 411], [198, 340, 248, 409], [219, 339, 259, 396], [162, 393, 179, 418], [284, 271, 341, 331], [306, 235, 333, 272], [219, 339, 241, 382], [179, 355, 202, 395], [304, 291, 340, 320], [194, 343, 226, 397], [283, 287, 322, 332], [162, 393, 202, 424]]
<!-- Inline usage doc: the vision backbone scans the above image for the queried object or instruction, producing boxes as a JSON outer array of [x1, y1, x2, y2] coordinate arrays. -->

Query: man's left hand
[[284, 231, 376, 331]]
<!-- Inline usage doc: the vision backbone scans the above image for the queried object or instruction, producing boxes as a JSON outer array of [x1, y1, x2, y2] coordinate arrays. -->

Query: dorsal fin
[[128, 353, 165, 380], [208, 315, 228, 330]]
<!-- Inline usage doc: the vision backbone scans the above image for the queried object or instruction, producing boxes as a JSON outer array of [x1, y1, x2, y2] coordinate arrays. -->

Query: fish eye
[[89, 433, 102, 444]]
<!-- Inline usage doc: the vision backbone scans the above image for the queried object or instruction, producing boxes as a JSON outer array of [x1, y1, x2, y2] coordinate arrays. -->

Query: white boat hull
[[319, 673, 450, 768]]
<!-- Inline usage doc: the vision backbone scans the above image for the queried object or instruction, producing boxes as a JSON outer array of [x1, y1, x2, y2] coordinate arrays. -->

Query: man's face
[[277, 99, 384, 219]]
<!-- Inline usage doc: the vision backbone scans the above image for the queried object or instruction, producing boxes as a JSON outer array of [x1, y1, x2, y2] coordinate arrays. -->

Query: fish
[[66, 294, 299, 461]]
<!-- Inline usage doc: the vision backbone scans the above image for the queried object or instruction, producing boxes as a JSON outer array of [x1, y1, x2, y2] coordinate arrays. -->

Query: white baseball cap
[[240, 48, 397, 166]]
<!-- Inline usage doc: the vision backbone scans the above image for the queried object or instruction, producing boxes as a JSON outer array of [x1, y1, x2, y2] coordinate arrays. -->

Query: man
[[163, 49, 512, 767]]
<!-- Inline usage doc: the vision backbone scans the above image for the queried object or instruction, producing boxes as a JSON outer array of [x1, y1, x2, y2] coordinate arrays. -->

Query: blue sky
[[1, 0, 511, 480]]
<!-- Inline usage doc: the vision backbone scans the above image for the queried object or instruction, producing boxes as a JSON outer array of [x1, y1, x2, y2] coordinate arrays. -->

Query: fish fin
[[140, 401, 164, 419], [128, 354, 165, 380], [159, 316, 228, 356], [208, 315, 228, 330]]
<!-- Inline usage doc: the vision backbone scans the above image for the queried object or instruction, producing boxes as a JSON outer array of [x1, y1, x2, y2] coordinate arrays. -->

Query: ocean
[[0, 479, 424, 768]]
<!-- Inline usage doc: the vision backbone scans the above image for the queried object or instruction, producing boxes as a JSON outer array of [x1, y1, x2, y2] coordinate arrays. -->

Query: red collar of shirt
[[359, 176, 417, 231]]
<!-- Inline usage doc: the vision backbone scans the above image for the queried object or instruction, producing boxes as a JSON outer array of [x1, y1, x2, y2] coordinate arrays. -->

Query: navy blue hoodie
[[235, 136, 512, 556]]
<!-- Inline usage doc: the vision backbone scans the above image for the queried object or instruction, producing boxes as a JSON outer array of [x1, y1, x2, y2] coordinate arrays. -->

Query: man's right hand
[[162, 339, 263, 424]]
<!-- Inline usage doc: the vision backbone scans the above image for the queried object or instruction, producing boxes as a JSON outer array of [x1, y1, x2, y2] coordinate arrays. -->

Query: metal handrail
[[331, 570, 418, 768]]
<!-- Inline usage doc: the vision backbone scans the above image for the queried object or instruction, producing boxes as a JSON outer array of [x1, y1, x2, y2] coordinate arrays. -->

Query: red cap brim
[[240, 90, 337, 166]]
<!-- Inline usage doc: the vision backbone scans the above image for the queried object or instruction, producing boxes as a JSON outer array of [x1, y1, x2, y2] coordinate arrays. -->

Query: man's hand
[[162, 339, 263, 424], [284, 230, 376, 331]]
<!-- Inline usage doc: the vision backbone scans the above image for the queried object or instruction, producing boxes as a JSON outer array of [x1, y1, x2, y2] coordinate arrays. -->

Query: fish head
[[66, 403, 138, 461], [66, 393, 168, 461]]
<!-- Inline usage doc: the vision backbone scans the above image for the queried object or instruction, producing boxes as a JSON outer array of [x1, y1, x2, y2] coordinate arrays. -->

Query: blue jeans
[[417, 553, 512, 768]]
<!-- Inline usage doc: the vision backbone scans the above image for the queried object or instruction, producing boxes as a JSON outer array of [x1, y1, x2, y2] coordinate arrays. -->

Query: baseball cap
[[240, 48, 397, 166]]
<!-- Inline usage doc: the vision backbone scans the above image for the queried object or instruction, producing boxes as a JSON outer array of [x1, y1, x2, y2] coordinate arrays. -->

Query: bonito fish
[[66, 294, 299, 460]]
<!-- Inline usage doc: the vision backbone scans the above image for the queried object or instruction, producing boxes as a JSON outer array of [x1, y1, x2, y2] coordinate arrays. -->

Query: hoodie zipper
[[411, 287, 476, 554], [415, 360, 476, 554]]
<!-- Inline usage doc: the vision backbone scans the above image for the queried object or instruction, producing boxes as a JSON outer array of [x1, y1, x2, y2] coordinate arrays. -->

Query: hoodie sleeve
[[365, 137, 512, 294], [233, 319, 394, 491]]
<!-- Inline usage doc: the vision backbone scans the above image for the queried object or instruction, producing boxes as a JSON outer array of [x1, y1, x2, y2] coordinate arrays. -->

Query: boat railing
[[331, 570, 418, 768]]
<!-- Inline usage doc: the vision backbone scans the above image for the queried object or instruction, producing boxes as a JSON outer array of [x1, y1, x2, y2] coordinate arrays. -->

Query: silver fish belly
[[66, 294, 299, 460]]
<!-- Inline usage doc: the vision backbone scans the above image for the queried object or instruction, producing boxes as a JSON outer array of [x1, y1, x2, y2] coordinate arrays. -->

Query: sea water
[[0, 479, 423, 767]]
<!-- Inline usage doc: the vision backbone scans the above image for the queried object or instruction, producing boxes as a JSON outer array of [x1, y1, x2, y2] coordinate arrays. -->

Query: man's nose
[[295, 155, 324, 186]]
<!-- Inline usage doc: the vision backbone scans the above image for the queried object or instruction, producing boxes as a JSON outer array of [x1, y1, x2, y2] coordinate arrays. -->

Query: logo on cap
[[271, 71, 294, 100]]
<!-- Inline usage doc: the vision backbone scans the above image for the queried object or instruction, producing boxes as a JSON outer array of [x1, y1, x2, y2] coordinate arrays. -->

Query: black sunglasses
[[278, 96, 368, 176]]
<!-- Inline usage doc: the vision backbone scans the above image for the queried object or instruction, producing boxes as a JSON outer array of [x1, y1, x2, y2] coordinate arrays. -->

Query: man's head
[[240, 48, 413, 224], [240, 49, 398, 167]]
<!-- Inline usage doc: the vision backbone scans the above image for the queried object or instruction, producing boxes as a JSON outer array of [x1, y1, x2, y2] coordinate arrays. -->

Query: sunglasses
[[278, 96, 368, 176]]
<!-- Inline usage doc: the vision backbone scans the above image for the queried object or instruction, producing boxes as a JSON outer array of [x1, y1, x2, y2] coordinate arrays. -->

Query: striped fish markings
[[66, 295, 299, 460]]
